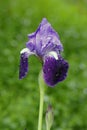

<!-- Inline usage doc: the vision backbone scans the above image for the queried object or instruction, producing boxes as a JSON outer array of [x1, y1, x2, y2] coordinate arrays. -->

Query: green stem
[[38, 87, 44, 130], [38, 71, 45, 130]]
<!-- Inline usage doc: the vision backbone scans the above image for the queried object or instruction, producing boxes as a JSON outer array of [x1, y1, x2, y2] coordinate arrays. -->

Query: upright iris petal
[[19, 18, 69, 87], [35, 18, 63, 56]]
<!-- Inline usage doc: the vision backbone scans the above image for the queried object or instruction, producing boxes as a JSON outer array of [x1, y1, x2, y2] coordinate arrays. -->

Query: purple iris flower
[[19, 18, 69, 87]]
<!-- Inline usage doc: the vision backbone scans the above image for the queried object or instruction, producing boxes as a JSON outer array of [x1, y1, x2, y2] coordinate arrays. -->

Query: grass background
[[0, 0, 87, 130]]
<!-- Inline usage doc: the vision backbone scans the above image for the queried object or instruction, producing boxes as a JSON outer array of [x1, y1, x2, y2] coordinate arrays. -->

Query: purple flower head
[[19, 18, 69, 87]]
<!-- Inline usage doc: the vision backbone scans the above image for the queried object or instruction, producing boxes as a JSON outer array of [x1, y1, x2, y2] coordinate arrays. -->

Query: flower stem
[[38, 87, 44, 130], [38, 71, 45, 130]]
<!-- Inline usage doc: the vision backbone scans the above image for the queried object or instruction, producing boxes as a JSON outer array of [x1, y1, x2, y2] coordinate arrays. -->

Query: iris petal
[[19, 48, 35, 79], [43, 55, 69, 87], [19, 53, 28, 79], [35, 18, 63, 57], [26, 33, 36, 52]]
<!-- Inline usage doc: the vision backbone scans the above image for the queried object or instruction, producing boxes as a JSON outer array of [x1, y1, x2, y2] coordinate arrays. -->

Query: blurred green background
[[0, 0, 87, 130]]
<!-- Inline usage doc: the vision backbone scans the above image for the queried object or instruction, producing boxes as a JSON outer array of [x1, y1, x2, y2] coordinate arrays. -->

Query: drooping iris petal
[[19, 48, 35, 79], [19, 53, 28, 79], [43, 55, 69, 87]]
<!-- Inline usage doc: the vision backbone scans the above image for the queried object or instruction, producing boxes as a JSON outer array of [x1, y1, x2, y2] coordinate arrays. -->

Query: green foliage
[[0, 0, 87, 129]]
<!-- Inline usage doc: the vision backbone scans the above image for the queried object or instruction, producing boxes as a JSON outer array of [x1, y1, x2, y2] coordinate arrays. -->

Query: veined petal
[[19, 48, 34, 79], [25, 18, 63, 58], [35, 18, 63, 57], [26, 33, 36, 52], [43, 55, 69, 87]]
